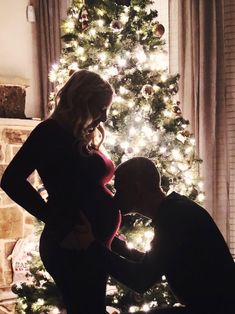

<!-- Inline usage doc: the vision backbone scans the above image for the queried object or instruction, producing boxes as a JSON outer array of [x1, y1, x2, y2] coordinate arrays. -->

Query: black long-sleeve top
[[87, 192, 235, 308], [1, 119, 120, 243]]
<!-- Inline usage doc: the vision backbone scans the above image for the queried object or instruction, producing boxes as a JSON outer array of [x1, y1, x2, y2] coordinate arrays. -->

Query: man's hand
[[60, 211, 95, 250]]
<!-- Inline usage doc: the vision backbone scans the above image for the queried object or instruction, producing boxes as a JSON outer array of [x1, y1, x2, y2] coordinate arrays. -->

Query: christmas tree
[[12, 0, 204, 313]]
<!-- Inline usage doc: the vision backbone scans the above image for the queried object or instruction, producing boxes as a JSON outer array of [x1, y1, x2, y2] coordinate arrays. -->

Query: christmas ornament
[[115, 0, 131, 6], [79, 6, 89, 30], [152, 23, 165, 38], [111, 19, 123, 32], [180, 130, 191, 137], [141, 84, 155, 98], [67, 6, 79, 18], [172, 105, 182, 116]]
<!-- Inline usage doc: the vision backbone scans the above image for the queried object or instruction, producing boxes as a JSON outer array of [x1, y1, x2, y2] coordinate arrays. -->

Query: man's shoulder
[[158, 192, 205, 217]]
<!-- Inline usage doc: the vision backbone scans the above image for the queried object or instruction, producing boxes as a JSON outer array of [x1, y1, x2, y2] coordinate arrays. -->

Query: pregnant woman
[[1, 70, 121, 314]]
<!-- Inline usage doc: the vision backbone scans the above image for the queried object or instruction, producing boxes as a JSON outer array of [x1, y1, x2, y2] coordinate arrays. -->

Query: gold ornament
[[152, 23, 165, 38], [111, 19, 123, 32]]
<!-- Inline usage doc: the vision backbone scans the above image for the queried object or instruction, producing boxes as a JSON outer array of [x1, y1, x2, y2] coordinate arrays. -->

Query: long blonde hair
[[51, 70, 113, 151]]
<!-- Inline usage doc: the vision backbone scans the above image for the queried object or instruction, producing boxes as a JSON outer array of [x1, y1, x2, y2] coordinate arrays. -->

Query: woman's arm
[[0, 124, 48, 222]]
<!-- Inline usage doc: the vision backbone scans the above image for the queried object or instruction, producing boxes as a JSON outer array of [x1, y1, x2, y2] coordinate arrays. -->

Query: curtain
[[171, 0, 230, 241], [32, 0, 62, 118]]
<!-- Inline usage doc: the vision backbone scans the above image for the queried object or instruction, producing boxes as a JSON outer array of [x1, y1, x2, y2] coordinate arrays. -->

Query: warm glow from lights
[[89, 28, 96, 36], [128, 100, 135, 108], [65, 20, 75, 31], [117, 57, 127, 67], [127, 242, 134, 249], [172, 149, 182, 160], [129, 127, 137, 136], [142, 303, 150, 312], [97, 19, 105, 27], [120, 12, 129, 24], [51, 308, 60, 314], [76, 46, 84, 55], [99, 52, 107, 62], [135, 50, 147, 63], [197, 193, 205, 202], [159, 146, 167, 154]]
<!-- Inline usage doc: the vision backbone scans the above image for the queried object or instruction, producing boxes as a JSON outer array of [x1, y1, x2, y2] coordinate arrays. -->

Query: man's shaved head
[[115, 157, 161, 192]]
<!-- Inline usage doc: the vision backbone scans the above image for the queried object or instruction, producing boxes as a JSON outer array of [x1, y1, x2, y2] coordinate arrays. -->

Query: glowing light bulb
[[69, 62, 79, 71], [163, 96, 169, 102], [172, 149, 182, 160], [136, 50, 147, 63], [169, 165, 178, 174], [128, 100, 135, 108], [37, 299, 45, 306], [97, 9, 104, 16], [112, 109, 118, 115], [51, 309, 60, 314], [163, 110, 172, 117], [190, 138, 196, 145], [185, 146, 193, 154], [52, 63, 59, 70], [198, 181, 204, 189], [97, 19, 104, 27], [117, 57, 127, 67], [120, 141, 129, 149], [129, 306, 139, 313], [106, 66, 118, 76], [135, 116, 142, 122], [49, 71, 57, 83], [99, 52, 107, 62], [119, 86, 128, 94], [66, 20, 75, 31], [161, 74, 167, 82], [138, 138, 146, 147], [177, 163, 189, 171], [144, 230, 154, 239], [129, 127, 137, 136], [120, 12, 129, 24], [127, 242, 134, 249], [133, 6, 141, 12], [159, 146, 167, 154], [89, 28, 96, 36], [76, 46, 84, 55], [142, 126, 153, 137], [114, 96, 123, 103], [142, 303, 150, 312], [197, 193, 205, 202]]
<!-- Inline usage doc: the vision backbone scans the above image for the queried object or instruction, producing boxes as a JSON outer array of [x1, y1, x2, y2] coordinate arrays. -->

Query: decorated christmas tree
[[12, 0, 204, 313]]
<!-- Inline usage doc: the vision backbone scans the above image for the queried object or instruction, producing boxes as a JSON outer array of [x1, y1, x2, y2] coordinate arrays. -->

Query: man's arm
[[86, 239, 163, 293], [111, 237, 144, 262], [61, 212, 164, 293]]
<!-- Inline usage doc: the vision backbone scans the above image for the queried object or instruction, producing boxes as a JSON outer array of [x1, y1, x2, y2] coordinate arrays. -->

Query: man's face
[[113, 174, 137, 215]]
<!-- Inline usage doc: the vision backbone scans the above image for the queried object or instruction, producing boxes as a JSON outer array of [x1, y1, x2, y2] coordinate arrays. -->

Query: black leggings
[[40, 230, 107, 314]]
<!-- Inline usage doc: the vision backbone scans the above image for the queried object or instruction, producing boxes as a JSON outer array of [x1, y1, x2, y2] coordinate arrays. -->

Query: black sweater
[[89, 192, 235, 308], [1, 119, 120, 243]]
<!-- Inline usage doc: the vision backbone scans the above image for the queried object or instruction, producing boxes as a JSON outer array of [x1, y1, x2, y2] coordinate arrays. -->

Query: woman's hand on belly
[[60, 211, 95, 250]]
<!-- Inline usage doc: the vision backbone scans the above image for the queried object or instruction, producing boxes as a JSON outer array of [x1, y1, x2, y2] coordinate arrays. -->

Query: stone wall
[[0, 118, 40, 314]]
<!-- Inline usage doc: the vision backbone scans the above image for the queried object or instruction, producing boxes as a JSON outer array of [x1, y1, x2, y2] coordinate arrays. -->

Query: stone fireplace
[[0, 118, 40, 313]]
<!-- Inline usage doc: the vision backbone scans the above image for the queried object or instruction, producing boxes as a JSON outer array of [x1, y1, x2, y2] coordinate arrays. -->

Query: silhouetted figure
[[68, 157, 235, 314], [1, 70, 121, 314]]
